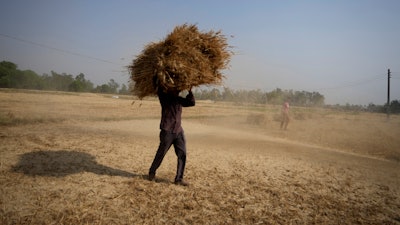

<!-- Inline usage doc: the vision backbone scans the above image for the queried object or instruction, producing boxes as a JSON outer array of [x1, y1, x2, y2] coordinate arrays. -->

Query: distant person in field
[[148, 85, 195, 186], [281, 101, 290, 130]]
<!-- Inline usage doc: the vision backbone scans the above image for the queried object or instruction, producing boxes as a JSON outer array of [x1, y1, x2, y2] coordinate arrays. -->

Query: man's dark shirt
[[158, 89, 195, 133]]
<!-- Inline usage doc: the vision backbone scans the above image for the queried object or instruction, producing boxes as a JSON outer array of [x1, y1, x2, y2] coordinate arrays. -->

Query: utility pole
[[387, 69, 391, 119]]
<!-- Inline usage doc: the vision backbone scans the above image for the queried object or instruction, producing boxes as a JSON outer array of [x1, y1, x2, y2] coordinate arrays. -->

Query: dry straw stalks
[[128, 24, 233, 99]]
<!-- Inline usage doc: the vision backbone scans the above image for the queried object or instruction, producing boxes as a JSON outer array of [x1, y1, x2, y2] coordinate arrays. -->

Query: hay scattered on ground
[[2, 91, 400, 224], [128, 24, 232, 99]]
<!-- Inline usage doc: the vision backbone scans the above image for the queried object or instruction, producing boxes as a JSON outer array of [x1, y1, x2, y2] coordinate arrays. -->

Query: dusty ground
[[1, 89, 399, 224]]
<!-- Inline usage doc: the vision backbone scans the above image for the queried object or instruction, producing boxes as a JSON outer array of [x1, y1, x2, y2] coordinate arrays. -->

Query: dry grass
[[128, 24, 232, 99], [1, 89, 400, 224]]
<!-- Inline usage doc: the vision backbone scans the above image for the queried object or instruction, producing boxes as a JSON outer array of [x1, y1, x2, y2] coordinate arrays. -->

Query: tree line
[[1, 60, 398, 113], [193, 87, 325, 106], [325, 101, 400, 114], [192, 87, 400, 113], [0, 61, 129, 94]]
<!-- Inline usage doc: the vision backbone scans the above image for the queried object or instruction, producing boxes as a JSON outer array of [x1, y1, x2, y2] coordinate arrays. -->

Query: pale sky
[[1, 0, 399, 105]]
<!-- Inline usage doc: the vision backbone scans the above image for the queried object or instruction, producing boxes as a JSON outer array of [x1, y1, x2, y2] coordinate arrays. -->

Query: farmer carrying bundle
[[128, 24, 232, 99]]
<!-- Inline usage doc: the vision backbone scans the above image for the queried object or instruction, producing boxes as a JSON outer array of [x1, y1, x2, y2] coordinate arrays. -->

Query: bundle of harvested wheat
[[128, 24, 232, 99]]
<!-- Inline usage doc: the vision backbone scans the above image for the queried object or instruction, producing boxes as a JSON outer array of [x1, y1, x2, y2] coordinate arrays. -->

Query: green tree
[[0, 61, 18, 88], [0, 61, 42, 89], [19, 70, 41, 89], [222, 87, 234, 102], [100, 84, 112, 93], [119, 83, 129, 95], [310, 92, 325, 106], [108, 79, 119, 94], [266, 88, 284, 104], [388, 100, 400, 114], [47, 71, 74, 91], [69, 73, 93, 92]]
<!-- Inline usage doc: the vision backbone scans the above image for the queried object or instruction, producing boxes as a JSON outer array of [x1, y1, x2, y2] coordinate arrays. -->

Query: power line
[[0, 33, 123, 66]]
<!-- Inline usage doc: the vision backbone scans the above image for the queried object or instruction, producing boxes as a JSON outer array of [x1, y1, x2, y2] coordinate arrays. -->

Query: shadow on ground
[[11, 150, 138, 178]]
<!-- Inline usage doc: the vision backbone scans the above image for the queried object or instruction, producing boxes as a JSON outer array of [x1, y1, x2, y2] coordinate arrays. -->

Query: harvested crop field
[[1, 89, 400, 224]]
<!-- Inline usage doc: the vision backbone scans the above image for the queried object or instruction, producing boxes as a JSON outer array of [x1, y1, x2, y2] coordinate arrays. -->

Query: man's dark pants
[[149, 130, 187, 182]]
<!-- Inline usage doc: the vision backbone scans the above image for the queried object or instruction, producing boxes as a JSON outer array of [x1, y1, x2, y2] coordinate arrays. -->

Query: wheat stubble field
[[1, 89, 399, 224]]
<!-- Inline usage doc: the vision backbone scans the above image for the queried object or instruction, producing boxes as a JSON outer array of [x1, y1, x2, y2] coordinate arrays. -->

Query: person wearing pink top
[[281, 101, 290, 130]]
